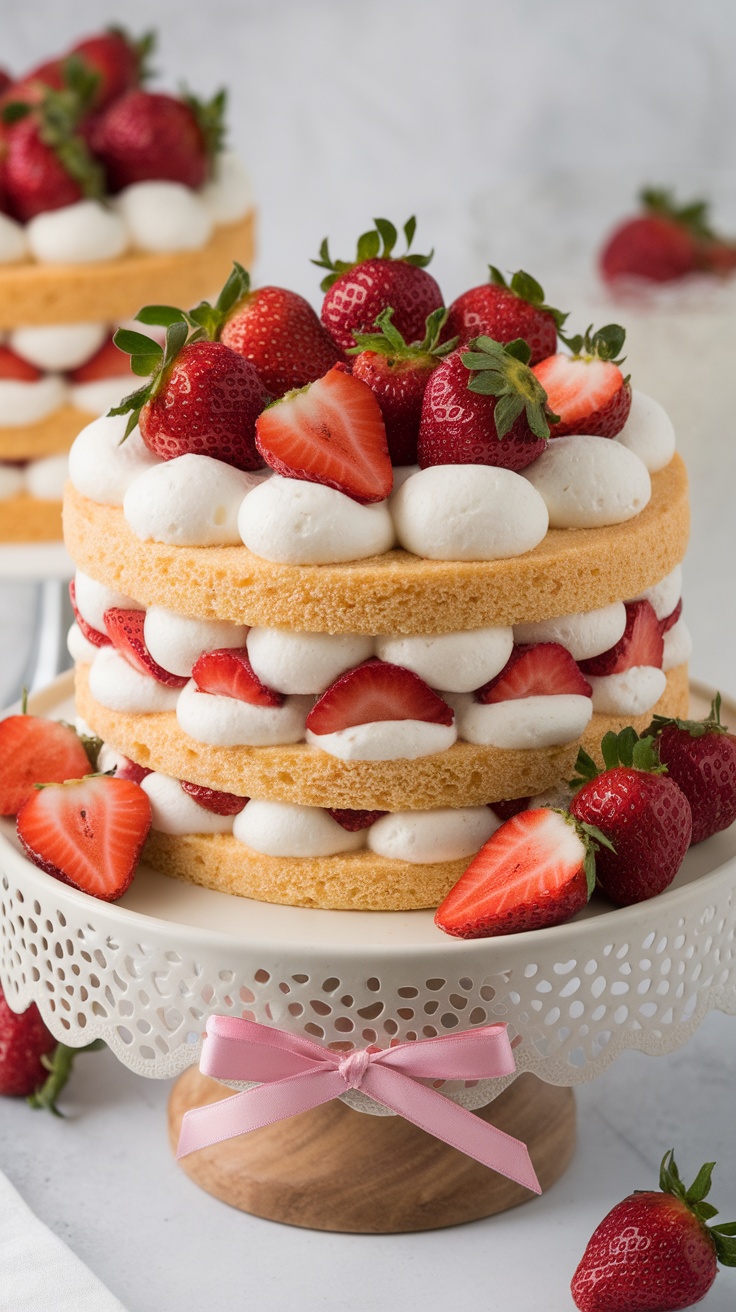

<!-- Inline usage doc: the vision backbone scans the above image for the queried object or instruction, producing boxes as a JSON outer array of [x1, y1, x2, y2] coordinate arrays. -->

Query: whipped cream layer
[[0, 156, 252, 267], [523, 435, 652, 529], [0, 454, 69, 501]]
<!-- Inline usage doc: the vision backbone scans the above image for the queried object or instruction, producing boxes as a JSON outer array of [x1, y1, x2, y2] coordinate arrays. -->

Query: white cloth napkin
[[0, 1168, 127, 1311]]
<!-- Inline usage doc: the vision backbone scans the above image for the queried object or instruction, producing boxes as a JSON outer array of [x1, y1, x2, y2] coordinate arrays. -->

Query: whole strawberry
[[569, 728, 692, 906], [111, 320, 270, 469], [348, 306, 458, 465], [91, 86, 225, 190], [572, 1149, 736, 1311], [70, 27, 154, 110], [532, 324, 632, 438], [314, 217, 444, 353], [0, 985, 103, 1113], [445, 266, 566, 363], [417, 336, 552, 472], [600, 188, 736, 284], [648, 693, 736, 844]]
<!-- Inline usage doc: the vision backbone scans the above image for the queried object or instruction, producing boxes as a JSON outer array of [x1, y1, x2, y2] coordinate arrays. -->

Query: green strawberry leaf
[[183, 85, 228, 161], [559, 321, 627, 365], [28, 1038, 105, 1116], [461, 335, 552, 441], [312, 216, 434, 289], [110, 320, 188, 437], [135, 305, 189, 328], [648, 692, 730, 740]]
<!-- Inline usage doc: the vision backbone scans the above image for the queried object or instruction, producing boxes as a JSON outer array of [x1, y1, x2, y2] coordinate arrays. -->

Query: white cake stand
[[1, 672, 735, 1231]]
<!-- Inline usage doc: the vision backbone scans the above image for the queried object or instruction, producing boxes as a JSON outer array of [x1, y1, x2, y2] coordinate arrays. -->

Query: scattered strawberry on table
[[0, 985, 103, 1114], [647, 693, 736, 844], [600, 188, 736, 284], [571, 1149, 736, 1311]]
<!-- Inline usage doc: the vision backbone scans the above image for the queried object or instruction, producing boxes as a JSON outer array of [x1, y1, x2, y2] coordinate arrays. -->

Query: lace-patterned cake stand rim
[[1, 673, 734, 1231]]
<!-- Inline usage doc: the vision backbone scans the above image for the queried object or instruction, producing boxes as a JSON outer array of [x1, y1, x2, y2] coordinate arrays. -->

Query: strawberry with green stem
[[572, 1149, 736, 1311], [0, 985, 103, 1114], [569, 727, 692, 906], [601, 187, 736, 283], [314, 217, 444, 353], [91, 84, 226, 191], [417, 335, 555, 472], [347, 306, 458, 465], [532, 323, 632, 438], [445, 267, 567, 363], [70, 27, 155, 111], [647, 692, 736, 844]]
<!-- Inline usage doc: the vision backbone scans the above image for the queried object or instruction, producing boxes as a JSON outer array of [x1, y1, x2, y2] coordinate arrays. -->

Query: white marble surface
[[2, 4, 736, 1307]]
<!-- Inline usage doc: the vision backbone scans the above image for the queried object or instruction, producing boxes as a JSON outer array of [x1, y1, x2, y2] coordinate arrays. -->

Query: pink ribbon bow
[[177, 1016, 540, 1194]]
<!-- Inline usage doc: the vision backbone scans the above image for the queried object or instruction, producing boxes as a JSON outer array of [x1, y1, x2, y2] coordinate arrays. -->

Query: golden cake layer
[[77, 662, 689, 810], [64, 455, 689, 634], [0, 212, 255, 329], [146, 830, 464, 911], [0, 496, 63, 542], [0, 405, 92, 461]]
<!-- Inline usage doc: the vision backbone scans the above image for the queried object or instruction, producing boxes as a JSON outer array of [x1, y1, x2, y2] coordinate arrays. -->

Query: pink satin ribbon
[[177, 1016, 541, 1194]]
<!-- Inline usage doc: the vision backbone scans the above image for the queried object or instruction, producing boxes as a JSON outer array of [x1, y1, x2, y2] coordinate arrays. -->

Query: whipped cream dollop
[[26, 199, 129, 265], [74, 569, 140, 631], [69, 412, 162, 505], [392, 464, 549, 560], [239, 476, 395, 565], [176, 679, 311, 747], [124, 454, 262, 546], [616, 389, 676, 473], [0, 375, 67, 426], [0, 465, 25, 501], [247, 627, 374, 695], [11, 323, 108, 372], [587, 667, 667, 716], [458, 694, 593, 749], [513, 602, 628, 661], [144, 607, 248, 678], [116, 182, 213, 253], [200, 152, 253, 224], [67, 622, 100, 665], [375, 626, 514, 693], [88, 647, 180, 714], [305, 718, 457, 761], [523, 435, 651, 528], [633, 565, 682, 621], [0, 212, 28, 264], [368, 806, 499, 863], [663, 619, 692, 672], [141, 771, 234, 836], [25, 453, 68, 499], [233, 799, 365, 858], [70, 377, 132, 417]]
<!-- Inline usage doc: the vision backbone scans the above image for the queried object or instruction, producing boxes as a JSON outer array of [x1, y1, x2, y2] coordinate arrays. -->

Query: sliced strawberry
[[306, 659, 453, 735], [68, 334, 134, 383], [661, 597, 682, 634], [0, 344, 42, 382], [115, 756, 152, 785], [69, 580, 110, 648], [0, 715, 93, 816], [17, 775, 151, 902], [435, 808, 594, 939], [477, 644, 592, 704], [180, 780, 248, 815], [326, 807, 387, 830], [104, 608, 188, 688], [191, 648, 283, 707], [489, 797, 530, 822], [255, 365, 393, 504], [579, 601, 663, 677], [532, 351, 631, 438]]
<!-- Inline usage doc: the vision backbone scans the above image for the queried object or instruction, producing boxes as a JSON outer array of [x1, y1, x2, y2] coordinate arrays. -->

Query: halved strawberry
[[255, 365, 393, 504], [435, 808, 600, 938], [306, 659, 453, 735], [17, 775, 151, 902], [477, 644, 592, 704], [69, 580, 110, 648], [532, 325, 631, 439], [68, 334, 134, 383], [326, 807, 387, 830], [180, 780, 248, 815], [0, 344, 41, 382], [579, 601, 663, 677], [0, 714, 94, 816], [661, 597, 683, 634], [104, 608, 188, 688], [191, 648, 283, 707]]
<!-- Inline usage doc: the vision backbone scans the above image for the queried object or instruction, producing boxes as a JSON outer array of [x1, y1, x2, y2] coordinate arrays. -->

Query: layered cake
[[0, 27, 254, 542], [62, 227, 691, 911]]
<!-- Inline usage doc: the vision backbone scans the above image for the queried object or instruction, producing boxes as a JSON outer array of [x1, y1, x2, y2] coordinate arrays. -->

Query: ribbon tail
[[365, 1065, 541, 1195], [177, 1067, 345, 1158]]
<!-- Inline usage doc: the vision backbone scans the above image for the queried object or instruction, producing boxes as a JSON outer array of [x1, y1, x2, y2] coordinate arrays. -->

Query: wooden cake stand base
[[168, 1069, 576, 1232]]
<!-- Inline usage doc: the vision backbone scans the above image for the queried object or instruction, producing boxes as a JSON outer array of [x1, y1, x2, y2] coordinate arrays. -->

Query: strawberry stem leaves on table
[[28, 1039, 106, 1117]]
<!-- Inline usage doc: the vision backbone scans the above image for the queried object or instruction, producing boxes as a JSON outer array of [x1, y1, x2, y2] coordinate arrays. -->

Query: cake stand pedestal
[[1, 674, 735, 1233]]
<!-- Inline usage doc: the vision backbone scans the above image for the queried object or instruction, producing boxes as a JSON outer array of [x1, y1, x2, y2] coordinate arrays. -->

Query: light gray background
[[2, 4, 736, 1309]]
